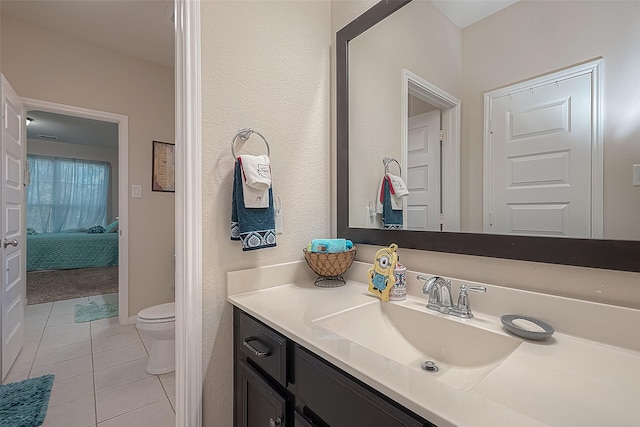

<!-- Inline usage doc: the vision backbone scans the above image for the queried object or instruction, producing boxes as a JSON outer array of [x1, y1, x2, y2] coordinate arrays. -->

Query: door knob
[[3, 239, 18, 249]]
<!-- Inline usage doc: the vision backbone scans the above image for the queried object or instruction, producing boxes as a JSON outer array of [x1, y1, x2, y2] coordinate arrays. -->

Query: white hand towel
[[376, 175, 385, 214], [376, 175, 404, 212], [387, 174, 409, 197], [239, 155, 271, 208], [239, 155, 271, 189]]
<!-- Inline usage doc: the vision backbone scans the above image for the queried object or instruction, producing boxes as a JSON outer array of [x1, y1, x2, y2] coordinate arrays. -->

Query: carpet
[[74, 300, 119, 323], [0, 374, 54, 427], [27, 266, 118, 305]]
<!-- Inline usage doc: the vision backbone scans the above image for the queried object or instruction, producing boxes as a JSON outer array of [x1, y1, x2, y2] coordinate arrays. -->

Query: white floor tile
[[50, 297, 89, 318], [92, 343, 148, 371], [90, 317, 119, 329], [158, 372, 175, 397], [30, 355, 93, 382], [97, 399, 174, 427], [25, 302, 53, 317], [22, 336, 43, 355], [33, 341, 92, 368], [95, 377, 166, 422], [169, 395, 176, 412], [91, 321, 136, 340], [49, 372, 94, 408], [94, 358, 151, 393], [39, 329, 91, 351], [1, 368, 29, 384], [46, 314, 75, 327], [92, 330, 141, 354], [41, 395, 96, 427], [25, 323, 47, 337], [8, 348, 37, 373], [45, 321, 90, 337], [89, 293, 118, 304]]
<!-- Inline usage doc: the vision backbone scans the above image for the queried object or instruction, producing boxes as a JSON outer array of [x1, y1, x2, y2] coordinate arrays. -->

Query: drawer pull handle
[[243, 337, 271, 357], [269, 417, 282, 427]]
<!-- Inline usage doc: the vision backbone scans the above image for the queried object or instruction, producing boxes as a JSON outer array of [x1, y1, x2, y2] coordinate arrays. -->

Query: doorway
[[21, 99, 130, 323], [401, 69, 461, 231]]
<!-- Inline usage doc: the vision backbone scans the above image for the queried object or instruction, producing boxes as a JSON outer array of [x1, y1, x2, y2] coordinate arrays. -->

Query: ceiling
[[431, 0, 519, 28], [2, 0, 174, 148], [3, 0, 511, 146], [27, 111, 119, 148]]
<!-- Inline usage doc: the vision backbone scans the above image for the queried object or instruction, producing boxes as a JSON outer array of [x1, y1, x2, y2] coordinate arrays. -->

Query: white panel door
[[1, 75, 24, 381], [488, 73, 592, 237], [407, 110, 440, 230]]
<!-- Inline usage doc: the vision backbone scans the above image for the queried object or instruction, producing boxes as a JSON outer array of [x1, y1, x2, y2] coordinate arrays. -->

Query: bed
[[27, 232, 119, 271]]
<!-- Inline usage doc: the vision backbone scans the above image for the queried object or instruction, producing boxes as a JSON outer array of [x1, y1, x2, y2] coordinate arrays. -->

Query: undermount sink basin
[[312, 299, 522, 390]]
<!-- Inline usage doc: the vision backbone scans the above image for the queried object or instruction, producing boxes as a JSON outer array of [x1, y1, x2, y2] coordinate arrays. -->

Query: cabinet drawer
[[295, 345, 431, 427], [235, 307, 288, 387]]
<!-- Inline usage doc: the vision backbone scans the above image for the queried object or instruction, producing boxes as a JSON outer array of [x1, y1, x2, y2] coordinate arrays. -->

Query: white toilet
[[136, 302, 175, 374]]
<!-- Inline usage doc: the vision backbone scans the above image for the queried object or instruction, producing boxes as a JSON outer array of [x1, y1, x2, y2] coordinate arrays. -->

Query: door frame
[[401, 69, 460, 231], [175, 0, 202, 426], [20, 98, 130, 324], [483, 58, 603, 238]]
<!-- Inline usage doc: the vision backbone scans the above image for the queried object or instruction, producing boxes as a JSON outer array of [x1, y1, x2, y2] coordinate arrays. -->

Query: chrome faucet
[[419, 276, 453, 314], [418, 275, 486, 318]]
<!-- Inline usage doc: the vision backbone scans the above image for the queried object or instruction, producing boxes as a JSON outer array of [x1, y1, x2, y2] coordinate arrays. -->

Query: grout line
[[96, 397, 170, 424], [90, 318, 99, 427]]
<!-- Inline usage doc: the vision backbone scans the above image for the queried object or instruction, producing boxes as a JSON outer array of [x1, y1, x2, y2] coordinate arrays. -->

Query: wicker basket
[[303, 246, 356, 287]]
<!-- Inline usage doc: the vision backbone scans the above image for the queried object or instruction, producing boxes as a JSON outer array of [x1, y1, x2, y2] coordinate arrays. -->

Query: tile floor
[[2, 293, 175, 427]]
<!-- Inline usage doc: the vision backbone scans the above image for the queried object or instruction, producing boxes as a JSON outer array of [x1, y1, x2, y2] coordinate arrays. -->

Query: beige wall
[[332, 1, 640, 311], [27, 139, 119, 223], [461, 1, 640, 238], [348, 0, 461, 227], [200, 1, 331, 425], [1, 17, 175, 316]]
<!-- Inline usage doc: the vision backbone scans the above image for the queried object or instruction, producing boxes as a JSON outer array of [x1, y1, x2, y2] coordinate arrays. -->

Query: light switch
[[634, 164, 640, 187], [132, 184, 142, 198]]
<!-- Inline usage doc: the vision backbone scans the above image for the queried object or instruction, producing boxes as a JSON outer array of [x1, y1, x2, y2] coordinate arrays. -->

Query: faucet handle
[[460, 284, 487, 294], [453, 284, 486, 319]]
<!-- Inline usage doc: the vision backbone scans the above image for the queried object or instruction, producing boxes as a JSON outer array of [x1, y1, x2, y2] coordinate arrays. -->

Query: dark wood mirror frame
[[336, 0, 640, 273]]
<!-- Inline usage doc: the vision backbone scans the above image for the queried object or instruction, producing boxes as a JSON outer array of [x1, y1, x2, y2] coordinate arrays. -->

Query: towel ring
[[383, 157, 401, 176], [231, 128, 271, 159]]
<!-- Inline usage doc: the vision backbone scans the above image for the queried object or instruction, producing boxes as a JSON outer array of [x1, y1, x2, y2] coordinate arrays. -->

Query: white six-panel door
[[485, 68, 597, 238], [407, 110, 441, 230], [1, 75, 24, 381]]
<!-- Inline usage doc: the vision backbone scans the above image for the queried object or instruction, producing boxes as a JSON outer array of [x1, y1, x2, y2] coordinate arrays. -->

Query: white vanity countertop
[[227, 262, 640, 427]]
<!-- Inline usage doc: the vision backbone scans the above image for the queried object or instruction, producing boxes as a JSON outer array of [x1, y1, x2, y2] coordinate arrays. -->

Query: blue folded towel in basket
[[231, 160, 277, 251]]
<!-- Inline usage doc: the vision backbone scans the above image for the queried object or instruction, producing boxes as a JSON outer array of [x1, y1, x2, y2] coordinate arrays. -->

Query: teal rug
[[74, 300, 118, 323], [0, 374, 54, 427]]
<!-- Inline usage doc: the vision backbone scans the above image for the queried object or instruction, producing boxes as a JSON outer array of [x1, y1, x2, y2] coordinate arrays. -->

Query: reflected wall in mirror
[[346, 0, 640, 241], [336, 0, 640, 272]]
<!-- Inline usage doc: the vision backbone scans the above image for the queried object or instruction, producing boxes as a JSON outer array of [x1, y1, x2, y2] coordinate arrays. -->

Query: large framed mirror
[[336, 0, 640, 272]]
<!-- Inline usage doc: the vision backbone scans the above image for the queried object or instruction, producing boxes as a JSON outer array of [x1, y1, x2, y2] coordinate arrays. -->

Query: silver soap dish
[[500, 314, 554, 340]]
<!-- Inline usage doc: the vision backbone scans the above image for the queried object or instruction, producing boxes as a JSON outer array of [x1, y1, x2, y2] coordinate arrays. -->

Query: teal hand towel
[[311, 239, 353, 253]]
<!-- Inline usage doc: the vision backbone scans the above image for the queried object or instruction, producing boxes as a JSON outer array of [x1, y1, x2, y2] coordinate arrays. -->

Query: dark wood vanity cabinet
[[234, 307, 434, 427], [234, 307, 291, 427]]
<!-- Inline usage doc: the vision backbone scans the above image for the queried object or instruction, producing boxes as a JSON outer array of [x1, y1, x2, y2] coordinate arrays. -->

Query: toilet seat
[[137, 302, 175, 323]]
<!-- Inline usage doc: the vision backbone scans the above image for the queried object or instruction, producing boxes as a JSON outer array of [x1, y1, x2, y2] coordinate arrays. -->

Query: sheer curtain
[[27, 155, 110, 233]]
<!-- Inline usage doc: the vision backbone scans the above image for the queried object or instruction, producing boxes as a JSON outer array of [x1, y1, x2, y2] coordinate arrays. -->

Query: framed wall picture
[[152, 141, 175, 192]]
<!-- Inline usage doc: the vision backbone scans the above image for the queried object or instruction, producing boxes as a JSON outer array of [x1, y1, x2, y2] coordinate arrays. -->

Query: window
[[27, 155, 110, 233]]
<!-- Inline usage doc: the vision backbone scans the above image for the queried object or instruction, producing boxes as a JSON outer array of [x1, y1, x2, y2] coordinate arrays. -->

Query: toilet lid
[[138, 302, 175, 322]]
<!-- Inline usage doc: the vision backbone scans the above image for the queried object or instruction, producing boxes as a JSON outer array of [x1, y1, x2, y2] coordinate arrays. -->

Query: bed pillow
[[105, 220, 119, 233], [87, 225, 106, 234]]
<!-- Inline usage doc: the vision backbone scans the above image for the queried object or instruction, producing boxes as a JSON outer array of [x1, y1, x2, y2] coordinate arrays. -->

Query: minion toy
[[367, 243, 398, 301]]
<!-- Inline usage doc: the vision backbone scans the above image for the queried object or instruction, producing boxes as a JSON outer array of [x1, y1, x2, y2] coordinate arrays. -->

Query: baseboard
[[128, 315, 138, 325]]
